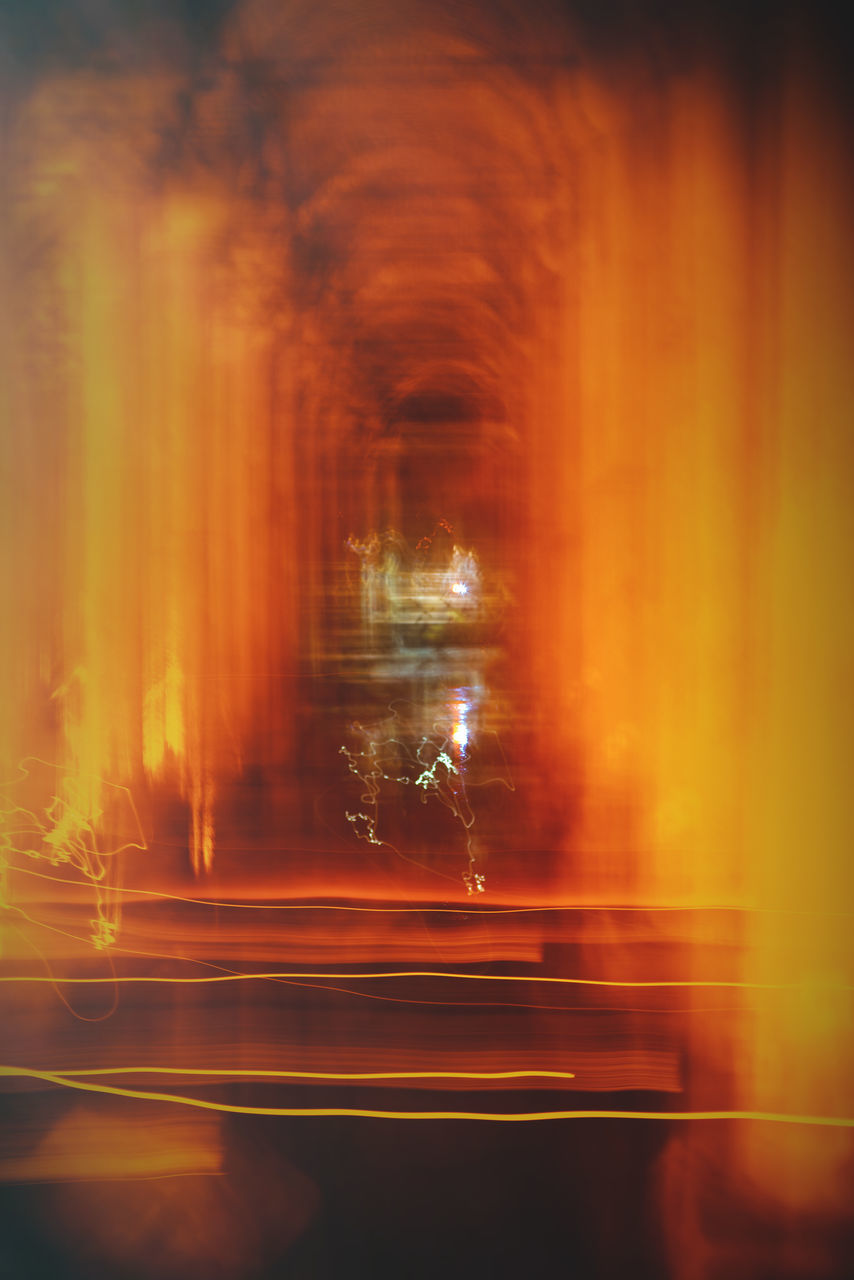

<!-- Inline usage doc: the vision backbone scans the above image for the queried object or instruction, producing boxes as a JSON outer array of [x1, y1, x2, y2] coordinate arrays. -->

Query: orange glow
[[1, 1, 853, 1277]]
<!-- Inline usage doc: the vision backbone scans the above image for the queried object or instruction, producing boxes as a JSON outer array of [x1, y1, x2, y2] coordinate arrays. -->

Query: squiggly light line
[[1, 758, 146, 951], [341, 714, 492, 894]]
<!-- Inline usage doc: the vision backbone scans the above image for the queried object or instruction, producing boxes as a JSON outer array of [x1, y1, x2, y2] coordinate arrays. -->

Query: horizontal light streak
[[1, 1067, 852, 1127], [9, 864, 854, 915], [1, 970, 848, 990], [5, 1066, 576, 1082]]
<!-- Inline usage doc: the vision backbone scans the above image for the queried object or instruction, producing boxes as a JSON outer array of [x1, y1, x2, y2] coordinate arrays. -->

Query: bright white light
[[451, 581, 467, 595], [452, 722, 468, 749]]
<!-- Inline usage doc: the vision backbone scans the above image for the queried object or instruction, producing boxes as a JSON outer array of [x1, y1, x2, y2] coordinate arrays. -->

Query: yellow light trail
[[1, 1067, 852, 1127], [5, 1066, 576, 1082], [1, 970, 849, 991], [9, 864, 854, 916]]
